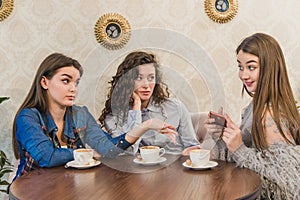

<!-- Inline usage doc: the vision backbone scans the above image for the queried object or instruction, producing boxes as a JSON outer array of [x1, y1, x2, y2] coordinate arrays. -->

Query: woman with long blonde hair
[[205, 33, 300, 199]]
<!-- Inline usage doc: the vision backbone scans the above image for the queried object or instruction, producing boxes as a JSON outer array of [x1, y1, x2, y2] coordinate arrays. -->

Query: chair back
[[190, 112, 208, 143]]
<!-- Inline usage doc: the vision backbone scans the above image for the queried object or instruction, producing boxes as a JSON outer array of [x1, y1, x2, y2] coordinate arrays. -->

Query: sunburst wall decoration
[[204, 0, 238, 24], [94, 13, 131, 50], [0, 0, 14, 22]]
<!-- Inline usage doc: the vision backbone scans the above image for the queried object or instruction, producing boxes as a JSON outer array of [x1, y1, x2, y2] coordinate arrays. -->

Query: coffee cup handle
[[159, 148, 165, 157]]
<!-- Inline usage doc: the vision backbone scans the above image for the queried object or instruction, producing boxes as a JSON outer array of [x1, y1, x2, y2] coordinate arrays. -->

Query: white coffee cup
[[189, 149, 210, 166], [73, 148, 94, 165], [140, 146, 165, 162]]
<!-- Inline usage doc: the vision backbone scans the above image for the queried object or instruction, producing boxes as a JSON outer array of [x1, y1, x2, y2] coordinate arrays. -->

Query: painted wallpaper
[[1, 1, 300, 197]]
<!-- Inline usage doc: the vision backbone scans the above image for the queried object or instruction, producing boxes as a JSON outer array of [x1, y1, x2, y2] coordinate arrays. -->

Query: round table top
[[9, 154, 261, 200]]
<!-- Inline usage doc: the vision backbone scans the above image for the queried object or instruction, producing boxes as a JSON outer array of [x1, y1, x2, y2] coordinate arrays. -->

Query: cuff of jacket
[[115, 134, 133, 150]]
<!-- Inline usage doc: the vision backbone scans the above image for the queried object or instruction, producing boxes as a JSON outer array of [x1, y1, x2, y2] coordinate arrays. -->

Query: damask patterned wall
[[1, 1, 300, 195]]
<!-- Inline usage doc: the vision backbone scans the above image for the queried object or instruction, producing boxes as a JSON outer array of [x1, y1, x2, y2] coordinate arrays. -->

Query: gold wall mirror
[[94, 13, 131, 50], [0, 0, 14, 22], [205, 0, 238, 23]]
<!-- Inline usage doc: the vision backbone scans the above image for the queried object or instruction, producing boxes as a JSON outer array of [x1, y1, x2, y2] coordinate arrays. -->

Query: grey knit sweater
[[232, 142, 300, 199], [211, 102, 300, 199]]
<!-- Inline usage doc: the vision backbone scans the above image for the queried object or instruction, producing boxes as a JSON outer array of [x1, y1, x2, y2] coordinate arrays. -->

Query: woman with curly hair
[[99, 51, 200, 154]]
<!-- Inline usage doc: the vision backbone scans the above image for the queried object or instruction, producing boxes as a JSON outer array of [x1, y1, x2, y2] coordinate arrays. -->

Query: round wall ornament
[[0, 0, 14, 22], [204, 0, 238, 24], [94, 13, 131, 50]]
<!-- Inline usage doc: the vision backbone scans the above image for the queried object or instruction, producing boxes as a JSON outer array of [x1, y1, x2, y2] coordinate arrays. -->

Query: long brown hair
[[236, 33, 300, 150], [12, 53, 83, 159], [99, 51, 169, 127]]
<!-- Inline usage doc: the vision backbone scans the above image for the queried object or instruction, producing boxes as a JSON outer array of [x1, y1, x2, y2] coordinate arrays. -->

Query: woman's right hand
[[131, 92, 141, 110]]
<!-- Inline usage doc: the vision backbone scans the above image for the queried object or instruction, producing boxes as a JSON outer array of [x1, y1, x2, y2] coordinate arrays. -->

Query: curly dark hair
[[99, 51, 169, 127]]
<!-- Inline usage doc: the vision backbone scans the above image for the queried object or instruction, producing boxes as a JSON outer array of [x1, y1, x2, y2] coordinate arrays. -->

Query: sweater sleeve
[[232, 143, 300, 199]]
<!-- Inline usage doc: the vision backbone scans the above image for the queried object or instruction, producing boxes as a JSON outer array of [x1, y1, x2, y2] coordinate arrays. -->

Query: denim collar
[[44, 107, 75, 139]]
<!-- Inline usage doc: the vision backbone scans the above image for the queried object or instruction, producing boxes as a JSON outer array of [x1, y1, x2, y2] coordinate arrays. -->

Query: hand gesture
[[205, 107, 224, 140], [143, 118, 178, 144], [222, 114, 243, 153], [131, 92, 141, 110], [126, 118, 178, 144]]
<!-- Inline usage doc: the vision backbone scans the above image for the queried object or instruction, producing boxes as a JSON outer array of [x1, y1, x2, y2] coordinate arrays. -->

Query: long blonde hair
[[236, 33, 300, 150]]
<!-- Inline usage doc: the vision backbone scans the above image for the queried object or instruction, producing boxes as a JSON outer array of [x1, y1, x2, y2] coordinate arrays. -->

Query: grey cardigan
[[212, 102, 300, 199]]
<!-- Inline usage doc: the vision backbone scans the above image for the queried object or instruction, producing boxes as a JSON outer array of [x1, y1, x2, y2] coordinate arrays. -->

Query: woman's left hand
[[131, 92, 142, 110], [156, 119, 178, 144], [143, 118, 178, 144], [222, 114, 243, 153]]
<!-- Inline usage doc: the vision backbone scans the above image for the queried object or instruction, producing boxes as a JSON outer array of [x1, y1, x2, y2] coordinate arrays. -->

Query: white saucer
[[133, 157, 167, 165], [65, 160, 101, 169], [182, 161, 218, 170]]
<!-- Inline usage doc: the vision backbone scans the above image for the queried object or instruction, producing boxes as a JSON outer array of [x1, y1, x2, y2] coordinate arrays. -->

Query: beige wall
[[1, 0, 300, 182]]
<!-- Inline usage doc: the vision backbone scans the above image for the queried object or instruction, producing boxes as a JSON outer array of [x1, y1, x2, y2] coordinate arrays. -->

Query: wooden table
[[9, 154, 261, 200]]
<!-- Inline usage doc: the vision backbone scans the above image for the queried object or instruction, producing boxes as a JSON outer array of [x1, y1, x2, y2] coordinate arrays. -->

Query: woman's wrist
[[116, 137, 132, 150], [124, 134, 138, 144], [132, 103, 141, 110], [125, 123, 148, 143], [231, 142, 245, 154], [141, 120, 154, 131]]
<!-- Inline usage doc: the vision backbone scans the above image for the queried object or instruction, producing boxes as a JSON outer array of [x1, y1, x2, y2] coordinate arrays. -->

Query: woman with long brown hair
[[205, 33, 300, 199]]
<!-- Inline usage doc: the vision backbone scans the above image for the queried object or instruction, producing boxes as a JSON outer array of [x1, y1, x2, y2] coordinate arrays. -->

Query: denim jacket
[[15, 105, 125, 179]]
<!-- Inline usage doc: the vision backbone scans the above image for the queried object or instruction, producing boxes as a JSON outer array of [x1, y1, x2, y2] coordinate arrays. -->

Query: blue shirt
[[15, 105, 126, 178]]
